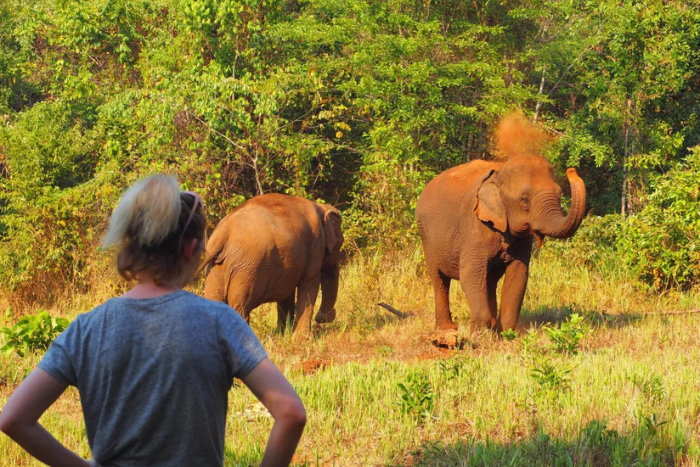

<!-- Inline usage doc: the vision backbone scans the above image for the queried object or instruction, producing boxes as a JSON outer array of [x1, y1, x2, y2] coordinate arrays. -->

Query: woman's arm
[[0, 368, 91, 467], [241, 358, 307, 467]]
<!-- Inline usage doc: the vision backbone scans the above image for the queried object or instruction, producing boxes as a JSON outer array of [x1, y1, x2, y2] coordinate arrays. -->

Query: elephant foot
[[436, 321, 458, 331], [315, 308, 336, 324], [424, 329, 466, 350], [292, 319, 313, 340]]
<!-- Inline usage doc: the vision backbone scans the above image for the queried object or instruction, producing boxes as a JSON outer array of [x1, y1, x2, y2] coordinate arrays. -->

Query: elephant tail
[[196, 225, 227, 278]]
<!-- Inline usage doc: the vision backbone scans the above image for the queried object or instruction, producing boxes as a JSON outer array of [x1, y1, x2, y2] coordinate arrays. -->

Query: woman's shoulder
[[177, 291, 236, 313]]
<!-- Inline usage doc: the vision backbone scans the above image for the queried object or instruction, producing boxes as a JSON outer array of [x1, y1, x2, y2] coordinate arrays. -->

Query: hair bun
[[103, 175, 182, 248]]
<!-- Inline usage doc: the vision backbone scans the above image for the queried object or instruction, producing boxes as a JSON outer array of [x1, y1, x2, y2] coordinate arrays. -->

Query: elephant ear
[[474, 170, 507, 233], [323, 209, 343, 252]]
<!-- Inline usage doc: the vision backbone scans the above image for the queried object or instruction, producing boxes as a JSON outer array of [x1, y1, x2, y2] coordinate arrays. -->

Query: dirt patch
[[416, 346, 453, 361], [299, 358, 327, 375]]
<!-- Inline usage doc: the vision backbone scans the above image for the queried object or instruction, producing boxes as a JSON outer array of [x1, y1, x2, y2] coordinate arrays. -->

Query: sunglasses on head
[[179, 191, 205, 249]]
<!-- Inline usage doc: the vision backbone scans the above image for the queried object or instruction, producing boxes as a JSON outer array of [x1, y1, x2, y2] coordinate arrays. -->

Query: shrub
[[541, 214, 622, 270], [396, 371, 435, 422], [1, 311, 69, 357], [542, 313, 590, 355], [618, 147, 700, 289], [530, 358, 572, 396], [501, 329, 517, 341]]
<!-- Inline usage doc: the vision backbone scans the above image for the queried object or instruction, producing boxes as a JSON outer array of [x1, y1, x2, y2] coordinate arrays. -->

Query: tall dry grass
[[2, 241, 700, 466]]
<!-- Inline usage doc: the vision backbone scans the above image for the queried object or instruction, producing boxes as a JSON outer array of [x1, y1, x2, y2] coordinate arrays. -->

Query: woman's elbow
[[0, 413, 21, 436], [280, 400, 307, 428]]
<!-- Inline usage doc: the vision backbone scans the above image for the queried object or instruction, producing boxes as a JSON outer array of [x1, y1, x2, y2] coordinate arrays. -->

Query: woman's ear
[[182, 238, 199, 262], [474, 170, 507, 233]]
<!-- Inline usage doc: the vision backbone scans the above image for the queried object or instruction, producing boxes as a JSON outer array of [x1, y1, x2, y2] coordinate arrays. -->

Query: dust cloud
[[494, 111, 554, 159]]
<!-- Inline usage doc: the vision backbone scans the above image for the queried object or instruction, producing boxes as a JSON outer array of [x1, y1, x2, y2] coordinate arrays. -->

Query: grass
[[2, 243, 700, 466]]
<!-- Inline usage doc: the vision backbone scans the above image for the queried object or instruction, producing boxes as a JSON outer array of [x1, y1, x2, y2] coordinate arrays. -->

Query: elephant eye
[[519, 195, 529, 208]]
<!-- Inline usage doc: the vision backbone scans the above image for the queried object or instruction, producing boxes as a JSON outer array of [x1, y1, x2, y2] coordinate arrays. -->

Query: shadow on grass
[[310, 304, 408, 339], [521, 304, 643, 329], [396, 419, 687, 467]]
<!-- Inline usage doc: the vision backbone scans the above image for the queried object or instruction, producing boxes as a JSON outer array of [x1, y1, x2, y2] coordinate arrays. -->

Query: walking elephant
[[416, 154, 586, 333], [201, 194, 343, 338]]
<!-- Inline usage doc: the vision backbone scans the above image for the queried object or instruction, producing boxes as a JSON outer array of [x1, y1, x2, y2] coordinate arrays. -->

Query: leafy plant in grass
[[438, 356, 466, 381], [1, 311, 69, 357], [396, 371, 435, 423], [501, 329, 517, 341], [630, 373, 666, 406], [530, 357, 572, 399], [543, 313, 590, 355]]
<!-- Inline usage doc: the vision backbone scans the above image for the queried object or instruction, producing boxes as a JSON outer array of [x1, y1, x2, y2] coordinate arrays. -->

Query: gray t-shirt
[[39, 290, 267, 467]]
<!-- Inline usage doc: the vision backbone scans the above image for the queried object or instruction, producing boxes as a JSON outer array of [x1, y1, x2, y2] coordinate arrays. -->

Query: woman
[[0, 175, 306, 467]]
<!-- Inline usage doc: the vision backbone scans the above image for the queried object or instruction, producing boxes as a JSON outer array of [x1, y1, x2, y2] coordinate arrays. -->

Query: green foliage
[[630, 373, 666, 406], [547, 146, 700, 290], [396, 371, 435, 422], [542, 313, 590, 355], [521, 328, 541, 361], [1, 0, 700, 302], [619, 147, 700, 289], [501, 329, 517, 341], [1, 311, 69, 357], [438, 356, 467, 381], [529, 358, 572, 397], [545, 214, 622, 270]]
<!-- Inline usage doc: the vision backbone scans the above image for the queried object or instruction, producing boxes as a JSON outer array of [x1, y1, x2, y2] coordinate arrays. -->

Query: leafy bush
[[542, 313, 590, 355], [396, 371, 435, 422], [618, 147, 700, 289], [552, 214, 622, 267], [1, 311, 69, 357], [438, 356, 467, 381], [530, 358, 572, 396], [630, 373, 666, 406]]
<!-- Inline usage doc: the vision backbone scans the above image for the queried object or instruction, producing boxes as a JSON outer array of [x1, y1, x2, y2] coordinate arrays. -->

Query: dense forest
[[1, 0, 699, 302]]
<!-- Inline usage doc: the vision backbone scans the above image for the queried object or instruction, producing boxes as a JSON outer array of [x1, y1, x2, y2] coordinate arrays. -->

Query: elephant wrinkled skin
[[201, 194, 343, 338], [416, 155, 586, 332]]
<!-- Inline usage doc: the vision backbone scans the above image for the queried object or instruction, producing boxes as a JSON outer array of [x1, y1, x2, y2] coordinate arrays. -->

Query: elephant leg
[[498, 258, 530, 331], [428, 268, 456, 330], [204, 267, 227, 303], [226, 278, 256, 323], [460, 265, 500, 331], [276, 293, 296, 333], [293, 275, 321, 338]]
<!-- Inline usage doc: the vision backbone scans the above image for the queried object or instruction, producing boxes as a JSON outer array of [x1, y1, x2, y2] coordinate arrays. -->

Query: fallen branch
[[644, 309, 700, 316], [598, 309, 700, 319], [376, 302, 413, 319]]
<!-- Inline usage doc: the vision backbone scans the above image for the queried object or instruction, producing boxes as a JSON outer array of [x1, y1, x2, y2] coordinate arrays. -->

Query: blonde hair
[[103, 175, 182, 248], [103, 174, 206, 285]]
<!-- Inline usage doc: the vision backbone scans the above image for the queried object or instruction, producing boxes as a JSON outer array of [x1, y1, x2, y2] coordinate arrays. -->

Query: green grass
[[1, 244, 700, 466]]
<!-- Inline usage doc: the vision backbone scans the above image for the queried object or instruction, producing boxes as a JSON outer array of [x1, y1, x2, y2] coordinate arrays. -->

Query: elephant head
[[315, 203, 344, 323], [474, 155, 586, 244]]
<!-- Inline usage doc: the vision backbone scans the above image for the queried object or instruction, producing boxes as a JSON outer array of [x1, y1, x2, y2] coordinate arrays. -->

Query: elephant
[[415, 155, 586, 333], [201, 193, 343, 338]]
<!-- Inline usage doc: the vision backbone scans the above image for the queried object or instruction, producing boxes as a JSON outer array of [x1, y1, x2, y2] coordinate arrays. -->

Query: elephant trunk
[[316, 265, 339, 323], [535, 168, 587, 239]]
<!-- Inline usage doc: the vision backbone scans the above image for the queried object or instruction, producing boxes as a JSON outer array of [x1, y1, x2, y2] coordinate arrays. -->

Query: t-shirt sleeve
[[38, 316, 81, 386], [217, 308, 268, 379]]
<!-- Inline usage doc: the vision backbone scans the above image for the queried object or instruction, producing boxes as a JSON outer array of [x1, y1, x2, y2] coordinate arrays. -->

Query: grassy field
[[2, 244, 700, 466]]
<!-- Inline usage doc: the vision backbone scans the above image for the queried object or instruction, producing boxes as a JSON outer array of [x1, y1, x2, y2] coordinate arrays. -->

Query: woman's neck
[[121, 279, 180, 299]]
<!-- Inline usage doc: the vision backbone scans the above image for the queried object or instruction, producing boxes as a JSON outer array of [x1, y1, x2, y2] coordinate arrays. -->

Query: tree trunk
[[533, 64, 547, 123], [622, 98, 632, 218]]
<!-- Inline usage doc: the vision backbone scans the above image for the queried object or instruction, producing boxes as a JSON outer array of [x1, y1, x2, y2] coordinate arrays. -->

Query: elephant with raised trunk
[[201, 194, 343, 338], [416, 153, 586, 333]]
